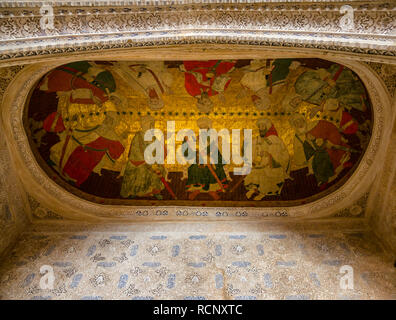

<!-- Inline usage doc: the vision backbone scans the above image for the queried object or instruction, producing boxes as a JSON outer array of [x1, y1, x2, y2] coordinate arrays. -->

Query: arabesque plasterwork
[[366, 62, 396, 98], [0, 0, 395, 66]]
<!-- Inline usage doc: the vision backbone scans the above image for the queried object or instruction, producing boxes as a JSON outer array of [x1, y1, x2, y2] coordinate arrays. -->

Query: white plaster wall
[[368, 102, 396, 254], [0, 66, 30, 259], [0, 123, 30, 258]]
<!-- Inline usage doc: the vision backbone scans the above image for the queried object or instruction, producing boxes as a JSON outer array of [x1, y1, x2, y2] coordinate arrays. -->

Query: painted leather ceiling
[[24, 58, 372, 207]]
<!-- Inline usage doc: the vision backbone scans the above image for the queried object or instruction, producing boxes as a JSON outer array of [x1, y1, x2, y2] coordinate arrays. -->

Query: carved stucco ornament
[[0, 0, 395, 66], [365, 62, 396, 98]]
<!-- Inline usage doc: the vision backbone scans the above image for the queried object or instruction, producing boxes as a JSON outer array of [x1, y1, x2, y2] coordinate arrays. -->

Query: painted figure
[[328, 64, 368, 112], [43, 109, 125, 186], [40, 62, 126, 186], [112, 61, 173, 110], [240, 59, 302, 110], [40, 61, 117, 134], [240, 59, 272, 110], [289, 114, 353, 188], [120, 116, 167, 199], [181, 60, 236, 112], [40, 61, 116, 108], [244, 119, 290, 200], [295, 63, 368, 117], [183, 117, 229, 200], [322, 98, 359, 135]]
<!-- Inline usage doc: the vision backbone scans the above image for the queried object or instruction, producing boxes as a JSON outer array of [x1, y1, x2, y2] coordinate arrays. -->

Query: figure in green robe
[[290, 114, 352, 189], [294, 63, 367, 112], [119, 116, 166, 199], [183, 117, 228, 200]]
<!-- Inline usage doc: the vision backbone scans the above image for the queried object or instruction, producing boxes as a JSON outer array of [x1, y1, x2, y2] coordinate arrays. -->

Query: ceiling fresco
[[24, 58, 372, 207]]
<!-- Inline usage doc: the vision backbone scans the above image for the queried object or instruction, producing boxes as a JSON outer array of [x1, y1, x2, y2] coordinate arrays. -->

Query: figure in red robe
[[339, 111, 359, 135], [40, 61, 116, 106], [40, 61, 124, 186], [181, 60, 236, 112], [291, 114, 354, 189], [43, 111, 125, 187], [307, 120, 352, 175], [322, 98, 359, 135], [61, 135, 124, 186]]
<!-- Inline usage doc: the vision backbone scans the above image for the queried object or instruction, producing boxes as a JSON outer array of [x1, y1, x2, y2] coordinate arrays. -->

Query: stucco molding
[[0, 1, 395, 66], [0, 48, 392, 221], [365, 62, 396, 98]]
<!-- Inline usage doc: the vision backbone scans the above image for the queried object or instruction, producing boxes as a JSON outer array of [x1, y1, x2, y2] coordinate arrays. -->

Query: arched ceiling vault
[[0, 0, 394, 222], [0, 49, 393, 222]]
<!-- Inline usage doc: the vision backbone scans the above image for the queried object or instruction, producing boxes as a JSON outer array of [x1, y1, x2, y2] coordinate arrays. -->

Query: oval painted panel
[[24, 58, 372, 207]]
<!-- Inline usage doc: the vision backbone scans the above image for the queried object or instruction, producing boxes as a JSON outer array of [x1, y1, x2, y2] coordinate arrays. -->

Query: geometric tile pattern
[[0, 225, 394, 300]]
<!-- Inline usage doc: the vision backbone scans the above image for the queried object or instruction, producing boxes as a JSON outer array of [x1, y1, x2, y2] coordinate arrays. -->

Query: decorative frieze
[[366, 62, 396, 97], [0, 1, 395, 65]]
